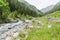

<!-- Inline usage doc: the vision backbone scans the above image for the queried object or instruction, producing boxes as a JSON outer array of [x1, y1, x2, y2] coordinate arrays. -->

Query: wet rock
[[9, 20, 19, 23], [8, 27, 12, 29], [23, 20, 31, 23], [32, 18, 38, 20]]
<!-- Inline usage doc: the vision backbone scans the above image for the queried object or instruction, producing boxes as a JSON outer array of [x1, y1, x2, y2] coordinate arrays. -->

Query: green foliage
[[0, 0, 43, 23], [0, 0, 10, 23], [7, 0, 42, 17]]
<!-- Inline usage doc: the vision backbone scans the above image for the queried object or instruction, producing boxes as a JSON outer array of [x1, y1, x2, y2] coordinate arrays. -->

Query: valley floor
[[0, 11, 60, 40]]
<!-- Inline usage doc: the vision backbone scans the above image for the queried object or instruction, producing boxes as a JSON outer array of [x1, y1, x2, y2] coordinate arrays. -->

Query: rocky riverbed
[[0, 20, 32, 40]]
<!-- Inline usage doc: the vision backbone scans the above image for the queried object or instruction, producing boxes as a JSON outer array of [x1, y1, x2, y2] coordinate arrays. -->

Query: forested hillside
[[0, 0, 42, 23]]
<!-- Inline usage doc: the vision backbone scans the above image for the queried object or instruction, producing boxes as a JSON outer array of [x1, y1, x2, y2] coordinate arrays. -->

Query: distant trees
[[7, 0, 42, 17]]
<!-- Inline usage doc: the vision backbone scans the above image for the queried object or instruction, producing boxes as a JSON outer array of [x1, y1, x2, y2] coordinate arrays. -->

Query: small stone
[[13, 32, 19, 37], [32, 18, 37, 20], [24, 20, 31, 23], [48, 24, 52, 28], [37, 21, 41, 24]]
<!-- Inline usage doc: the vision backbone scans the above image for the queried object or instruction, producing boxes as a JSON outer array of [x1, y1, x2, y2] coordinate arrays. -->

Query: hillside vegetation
[[0, 0, 10, 23], [0, 0, 42, 23]]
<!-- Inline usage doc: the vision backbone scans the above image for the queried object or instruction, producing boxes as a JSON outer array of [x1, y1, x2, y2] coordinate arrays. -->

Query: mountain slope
[[19, 0, 42, 15], [41, 5, 54, 13], [44, 2, 60, 14], [40, 1, 60, 15], [53, 2, 60, 11], [7, 0, 43, 17]]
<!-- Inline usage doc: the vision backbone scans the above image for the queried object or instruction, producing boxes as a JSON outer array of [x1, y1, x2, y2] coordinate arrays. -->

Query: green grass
[[18, 11, 60, 40], [26, 23, 60, 40], [26, 11, 60, 40]]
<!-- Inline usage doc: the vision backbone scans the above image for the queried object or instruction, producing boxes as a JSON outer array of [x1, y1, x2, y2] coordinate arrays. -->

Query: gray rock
[[46, 17, 56, 22], [23, 20, 31, 23]]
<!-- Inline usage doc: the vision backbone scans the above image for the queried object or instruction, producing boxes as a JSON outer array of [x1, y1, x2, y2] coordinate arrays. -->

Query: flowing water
[[0, 20, 26, 40]]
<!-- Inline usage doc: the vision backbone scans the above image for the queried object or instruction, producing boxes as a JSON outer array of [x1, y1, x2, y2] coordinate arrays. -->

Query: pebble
[[24, 20, 31, 23], [48, 24, 52, 28], [13, 32, 19, 37]]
